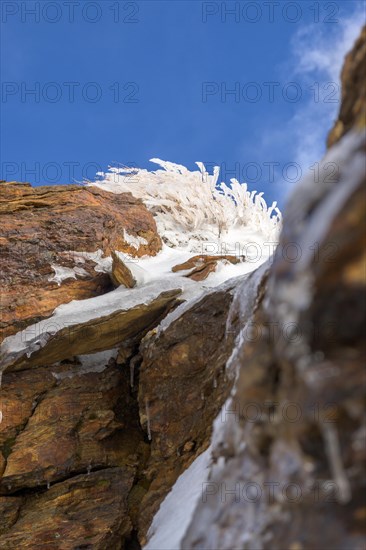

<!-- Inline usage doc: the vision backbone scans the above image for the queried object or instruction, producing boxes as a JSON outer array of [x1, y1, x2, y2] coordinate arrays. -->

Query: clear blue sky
[[1, 1, 365, 205]]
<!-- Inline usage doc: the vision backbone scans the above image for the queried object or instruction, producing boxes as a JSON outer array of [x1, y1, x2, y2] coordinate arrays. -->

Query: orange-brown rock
[[172, 254, 241, 281], [0, 182, 161, 342], [328, 25, 366, 147], [0, 468, 134, 548], [0, 362, 144, 493], [0, 353, 146, 547], [111, 251, 136, 288]]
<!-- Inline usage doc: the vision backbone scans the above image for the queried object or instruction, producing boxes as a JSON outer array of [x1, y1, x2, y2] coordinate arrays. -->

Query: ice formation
[[91, 158, 281, 250]]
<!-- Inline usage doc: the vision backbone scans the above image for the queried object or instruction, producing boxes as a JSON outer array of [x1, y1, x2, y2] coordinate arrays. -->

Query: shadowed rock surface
[[328, 25, 366, 147]]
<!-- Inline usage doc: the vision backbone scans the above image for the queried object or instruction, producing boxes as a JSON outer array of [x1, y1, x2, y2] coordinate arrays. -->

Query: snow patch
[[144, 447, 212, 550], [123, 229, 148, 249], [51, 349, 118, 380], [48, 264, 88, 285], [69, 250, 113, 273]]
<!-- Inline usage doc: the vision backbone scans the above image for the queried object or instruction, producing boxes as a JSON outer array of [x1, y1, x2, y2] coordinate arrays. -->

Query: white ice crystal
[[91, 159, 281, 250]]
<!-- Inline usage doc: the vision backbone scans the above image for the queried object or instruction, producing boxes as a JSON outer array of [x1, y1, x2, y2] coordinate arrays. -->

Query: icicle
[[47, 481, 50, 490], [321, 422, 351, 503], [145, 398, 152, 441], [130, 356, 139, 388], [87, 462, 92, 475], [130, 362, 135, 388], [213, 377, 217, 389], [201, 391, 205, 401]]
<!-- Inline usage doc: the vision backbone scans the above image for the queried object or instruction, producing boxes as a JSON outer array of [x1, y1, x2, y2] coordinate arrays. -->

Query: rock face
[[0, 362, 142, 492], [328, 25, 366, 147], [0, 355, 144, 547], [0, 183, 161, 342], [0, 274, 242, 547], [183, 129, 366, 550]]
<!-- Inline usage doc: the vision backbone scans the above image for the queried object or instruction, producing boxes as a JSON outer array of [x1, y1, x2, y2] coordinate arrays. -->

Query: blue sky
[[1, 0, 365, 205]]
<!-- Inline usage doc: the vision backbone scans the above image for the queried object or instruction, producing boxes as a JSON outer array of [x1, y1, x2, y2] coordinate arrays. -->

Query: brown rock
[[0, 183, 161, 342], [0, 468, 134, 548], [0, 362, 144, 493], [172, 254, 241, 282], [0, 496, 23, 534], [328, 25, 366, 147], [111, 250, 136, 288]]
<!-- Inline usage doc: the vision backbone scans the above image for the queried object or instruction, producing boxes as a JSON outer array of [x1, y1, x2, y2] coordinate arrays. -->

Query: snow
[[49, 160, 280, 295], [51, 349, 119, 380], [66, 249, 113, 274], [87, 160, 280, 300], [144, 447, 212, 550], [48, 264, 88, 285], [123, 229, 148, 249], [115, 227, 273, 291]]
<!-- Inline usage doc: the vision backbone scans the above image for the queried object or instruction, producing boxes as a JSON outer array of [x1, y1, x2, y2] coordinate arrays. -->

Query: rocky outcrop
[[0, 352, 144, 546], [328, 25, 366, 147], [0, 274, 243, 546], [0, 362, 143, 493], [181, 30, 366, 549], [0, 282, 182, 372], [0, 183, 161, 342]]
